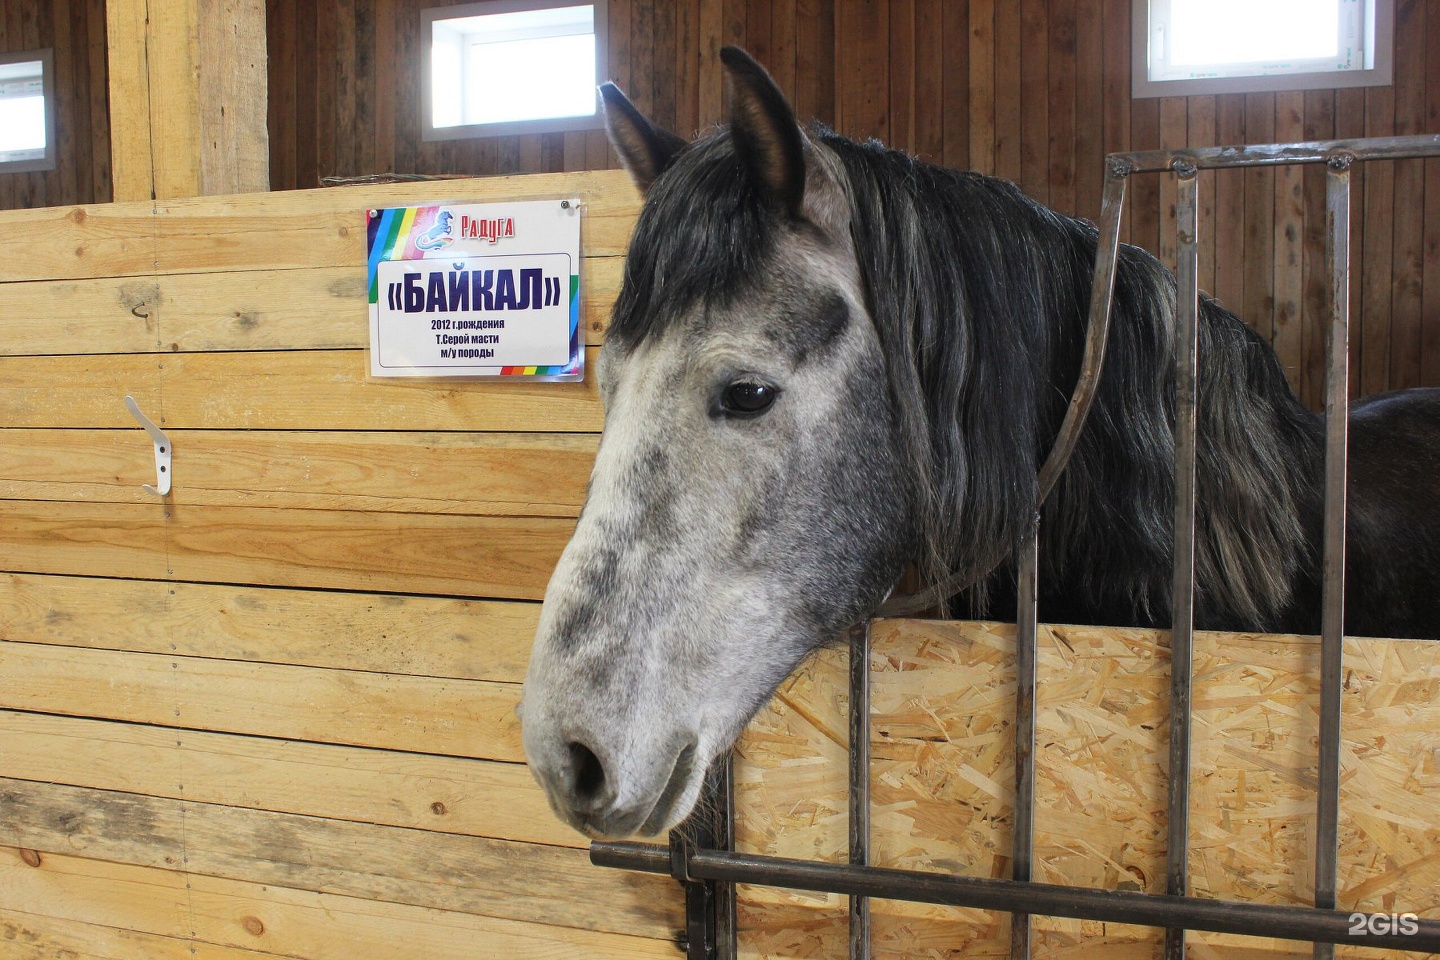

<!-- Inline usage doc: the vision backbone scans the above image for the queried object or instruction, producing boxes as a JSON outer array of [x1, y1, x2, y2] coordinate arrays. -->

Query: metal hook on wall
[[124, 395, 172, 496]]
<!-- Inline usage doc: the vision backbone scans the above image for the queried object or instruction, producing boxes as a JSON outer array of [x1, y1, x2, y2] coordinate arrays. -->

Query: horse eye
[[720, 380, 780, 417]]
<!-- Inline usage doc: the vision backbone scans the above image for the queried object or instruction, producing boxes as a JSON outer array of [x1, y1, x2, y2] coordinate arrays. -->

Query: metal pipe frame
[[621, 134, 1440, 960]]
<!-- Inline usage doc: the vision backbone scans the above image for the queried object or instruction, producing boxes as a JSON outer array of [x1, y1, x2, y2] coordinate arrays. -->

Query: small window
[[0, 49, 55, 172], [422, 1, 607, 141], [1133, 0, 1392, 98]]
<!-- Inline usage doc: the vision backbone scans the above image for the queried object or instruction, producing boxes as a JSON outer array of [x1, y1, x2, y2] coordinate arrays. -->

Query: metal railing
[[593, 133, 1440, 960]]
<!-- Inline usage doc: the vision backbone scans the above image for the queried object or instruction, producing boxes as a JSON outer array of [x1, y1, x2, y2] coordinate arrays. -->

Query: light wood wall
[[267, 0, 1440, 409], [0, 170, 684, 959]]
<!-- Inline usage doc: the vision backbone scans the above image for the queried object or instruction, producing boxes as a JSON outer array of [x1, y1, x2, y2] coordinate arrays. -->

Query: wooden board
[[0, 779, 681, 940], [0, 573, 537, 682], [0, 641, 524, 761], [0, 257, 621, 357], [0, 849, 680, 960], [0, 429, 594, 516], [733, 620, 1440, 958]]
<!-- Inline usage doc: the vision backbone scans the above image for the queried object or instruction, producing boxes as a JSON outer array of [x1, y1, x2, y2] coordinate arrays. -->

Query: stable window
[[1133, 0, 1392, 98], [422, 1, 607, 141], [0, 50, 55, 173]]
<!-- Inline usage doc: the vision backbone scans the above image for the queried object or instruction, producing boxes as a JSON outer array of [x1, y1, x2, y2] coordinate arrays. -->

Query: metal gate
[[592, 134, 1440, 960]]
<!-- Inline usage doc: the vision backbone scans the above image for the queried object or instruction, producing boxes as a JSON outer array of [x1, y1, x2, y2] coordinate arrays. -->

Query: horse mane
[[611, 123, 1325, 631], [820, 130, 1324, 629]]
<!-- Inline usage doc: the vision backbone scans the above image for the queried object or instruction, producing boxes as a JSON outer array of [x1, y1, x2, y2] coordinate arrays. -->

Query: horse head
[[521, 47, 920, 838]]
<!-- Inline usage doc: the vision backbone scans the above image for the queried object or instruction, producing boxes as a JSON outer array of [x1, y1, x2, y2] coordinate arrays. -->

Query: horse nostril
[[567, 740, 607, 803]]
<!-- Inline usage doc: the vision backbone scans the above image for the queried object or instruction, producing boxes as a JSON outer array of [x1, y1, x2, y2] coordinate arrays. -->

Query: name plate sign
[[366, 199, 583, 380]]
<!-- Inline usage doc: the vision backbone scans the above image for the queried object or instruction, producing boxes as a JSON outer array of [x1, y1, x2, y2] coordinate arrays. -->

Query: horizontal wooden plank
[[0, 499, 571, 599], [0, 848, 680, 960], [0, 170, 639, 283], [0, 574, 537, 683], [0, 780, 680, 939], [0, 349, 604, 431], [0, 907, 279, 960], [0, 258, 621, 358], [0, 712, 579, 848], [0, 641, 524, 761], [0, 429, 595, 517]]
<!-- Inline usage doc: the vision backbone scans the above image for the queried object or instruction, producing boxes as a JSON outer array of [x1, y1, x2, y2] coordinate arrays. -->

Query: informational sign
[[367, 198, 583, 380]]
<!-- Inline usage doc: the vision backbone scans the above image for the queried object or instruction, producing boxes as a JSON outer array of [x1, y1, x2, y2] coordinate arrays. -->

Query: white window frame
[[0, 48, 56, 174], [1132, 0, 1393, 99], [421, 0, 608, 142]]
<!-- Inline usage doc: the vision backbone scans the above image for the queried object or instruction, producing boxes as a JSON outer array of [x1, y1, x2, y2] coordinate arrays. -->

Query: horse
[[520, 46, 1440, 840]]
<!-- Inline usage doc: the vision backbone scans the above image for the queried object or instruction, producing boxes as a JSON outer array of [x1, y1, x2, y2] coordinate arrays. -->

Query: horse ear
[[720, 46, 805, 214], [601, 82, 687, 194]]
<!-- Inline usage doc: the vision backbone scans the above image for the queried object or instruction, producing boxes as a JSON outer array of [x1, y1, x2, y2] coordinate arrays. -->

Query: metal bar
[[1312, 156, 1353, 960], [1010, 522, 1039, 960], [674, 754, 735, 960], [848, 622, 871, 960], [1036, 159, 1130, 506], [1164, 164, 1201, 960], [592, 842, 1440, 952], [1111, 133, 1440, 175]]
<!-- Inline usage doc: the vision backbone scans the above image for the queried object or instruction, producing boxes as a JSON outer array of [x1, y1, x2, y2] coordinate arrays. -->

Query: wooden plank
[[0, 711, 579, 848], [1301, 89, 1335, 410], [145, 0, 203, 199], [88, 0, 113, 203], [1212, 94, 1246, 316], [0, 573, 538, 683], [0, 640, 524, 761], [194, 0, 270, 195], [697, 0, 724, 128], [967, 0, 995, 174], [674, 0, 701, 136], [0, 779, 682, 940], [1360, 82, 1396, 395], [0, 349, 601, 431], [0, 170, 638, 284], [104, 0, 153, 202], [940, 0, 969, 170], [0, 429, 594, 517], [835, 0, 887, 141], [736, 620, 1440, 955], [887, 0, 913, 153], [0, 908, 277, 960], [1072, 0, 1103, 223], [992, 0, 1021, 184], [1388, 0, 1426, 391], [912, 0, 944, 163], [0, 257, 622, 356], [1156, 96, 1187, 272], [1187, 94, 1216, 296], [1017, 0, 1047, 202], [1425, 0, 1440, 389], [0, 849, 680, 960], [0, 499, 572, 600], [1046, 0, 1076, 215], [1128, 96, 1160, 259], [1334, 87, 1367, 399], [1242, 93, 1276, 344], [1272, 91, 1305, 393]]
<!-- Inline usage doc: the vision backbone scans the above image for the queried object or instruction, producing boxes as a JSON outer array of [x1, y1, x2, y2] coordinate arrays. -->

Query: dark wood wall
[[0, 0, 109, 210], [268, 0, 1440, 407]]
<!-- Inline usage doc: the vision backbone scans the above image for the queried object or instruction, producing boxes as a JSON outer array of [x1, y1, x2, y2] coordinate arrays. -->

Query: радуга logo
[[415, 209, 455, 251]]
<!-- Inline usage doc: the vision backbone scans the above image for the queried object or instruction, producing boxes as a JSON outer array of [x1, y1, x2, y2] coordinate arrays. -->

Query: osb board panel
[[0, 349, 603, 431], [0, 499, 571, 600], [0, 170, 638, 282], [0, 573, 538, 683], [0, 712, 577, 848], [0, 848, 680, 960], [0, 429, 595, 517], [0, 780, 680, 941], [0, 641, 523, 762], [732, 620, 1440, 959], [0, 258, 621, 358]]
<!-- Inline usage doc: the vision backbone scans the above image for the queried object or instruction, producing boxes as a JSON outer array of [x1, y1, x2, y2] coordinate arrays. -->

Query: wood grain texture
[[0, 640, 525, 760], [0, 907, 278, 960], [104, 0, 151, 203], [734, 620, 1440, 957], [0, 711, 578, 848], [0, 849, 680, 960], [0, 779, 682, 940], [0, 573, 538, 683]]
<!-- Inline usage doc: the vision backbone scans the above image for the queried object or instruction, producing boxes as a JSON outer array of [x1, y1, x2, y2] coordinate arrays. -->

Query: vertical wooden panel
[[1360, 83, 1396, 395], [1129, 97, 1160, 258], [1072, 0, 1103, 223], [1334, 86, 1367, 399], [1301, 89, 1336, 409], [941, 0, 968, 169], [1099, 0, 1129, 242], [767, 0, 795, 105], [373, 0, 395, 175], [1187, 96, 1216, 296], [1017, 0, 1047, 203], [697, 0, 723, 128], [991, 0, 1019, 183], [1242, 93, 1276, 343], [1157, 96, 1186, 270], [1212, 94, 1247, 316], [835, 0, 886, 140], [968, 0, 994, 174], [1046, 0, 1075, 214], [1273, 91, 1305, 391], [673, 0, 700, 135], [1424, 0, 1440, 388], [1389, 0, 1426, 390], [106, 0, 151, 201], [912, 0, 943, 162], [887, 0, 913, 152]]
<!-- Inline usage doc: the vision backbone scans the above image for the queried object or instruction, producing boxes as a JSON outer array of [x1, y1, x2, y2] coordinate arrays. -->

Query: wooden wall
[[268, 0, 1440, 409], [0, 171, 680, 959], [0, 0, 110, 209]]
